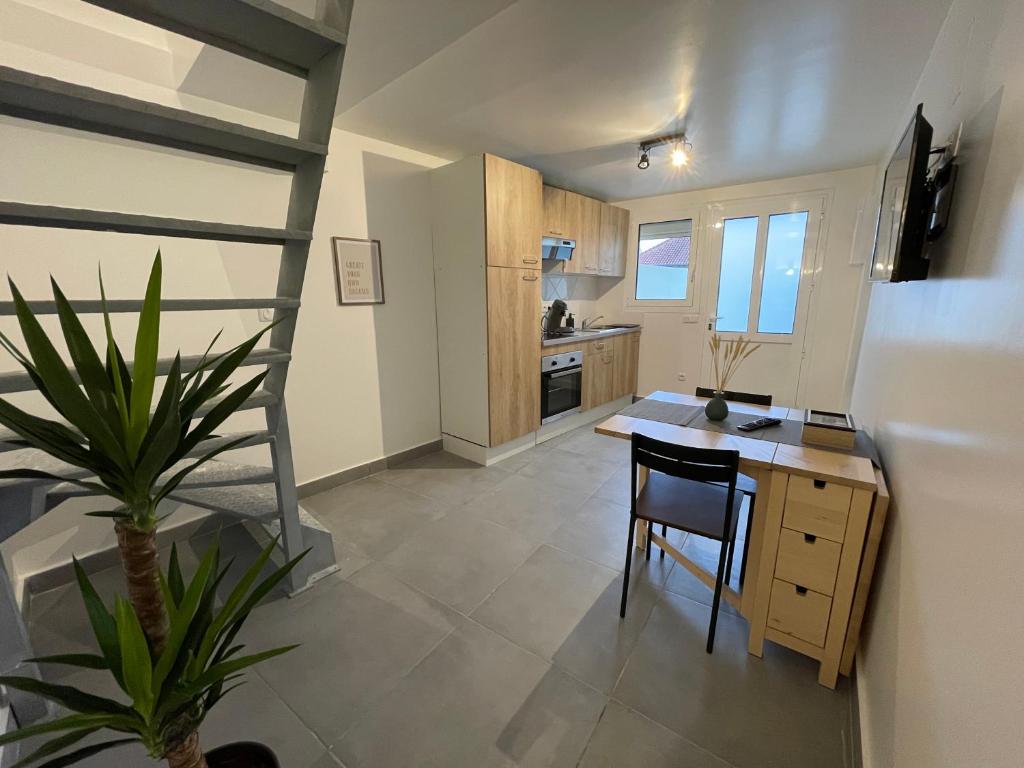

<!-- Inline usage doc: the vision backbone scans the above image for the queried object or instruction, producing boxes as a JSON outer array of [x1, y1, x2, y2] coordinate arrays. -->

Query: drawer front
[[767, 579, 832, 647], [775, 528, 842, 596], [783, 476, 852, 542]]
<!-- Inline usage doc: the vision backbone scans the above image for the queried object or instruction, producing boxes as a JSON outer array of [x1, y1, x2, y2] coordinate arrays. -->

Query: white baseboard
[[442, 396, 633, 466]]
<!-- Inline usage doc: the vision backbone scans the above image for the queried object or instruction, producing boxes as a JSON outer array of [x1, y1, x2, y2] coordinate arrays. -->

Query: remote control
[[737, 417, 782, 432]]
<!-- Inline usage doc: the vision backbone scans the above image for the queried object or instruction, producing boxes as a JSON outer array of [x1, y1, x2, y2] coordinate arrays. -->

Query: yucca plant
[[0, 252, 293, 764], [0, 537, 304, 767]]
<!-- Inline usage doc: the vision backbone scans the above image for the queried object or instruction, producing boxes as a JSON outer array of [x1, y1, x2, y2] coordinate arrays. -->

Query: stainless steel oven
[[541, 349, 583, 424]]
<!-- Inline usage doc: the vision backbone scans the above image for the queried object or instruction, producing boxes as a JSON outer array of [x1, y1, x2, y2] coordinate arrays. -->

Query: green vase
[[704, 392, 729, 421]]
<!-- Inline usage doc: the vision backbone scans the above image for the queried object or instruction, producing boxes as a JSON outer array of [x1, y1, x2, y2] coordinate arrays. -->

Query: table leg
[[740, 468, 772, 620], [635, 465, 649, 550]]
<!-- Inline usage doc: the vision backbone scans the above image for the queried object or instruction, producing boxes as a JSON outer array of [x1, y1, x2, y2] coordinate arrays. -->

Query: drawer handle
[[522, 275, 539, 282], [804, 533, 817, 543], [522, 258, 539, 264], [813, 479, 827, 489], [795, 585, 808, 595]]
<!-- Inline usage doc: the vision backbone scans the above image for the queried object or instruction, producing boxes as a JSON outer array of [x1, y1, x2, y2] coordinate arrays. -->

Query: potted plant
[[0, 253, 302, 766], [704, 332, 761, 420]]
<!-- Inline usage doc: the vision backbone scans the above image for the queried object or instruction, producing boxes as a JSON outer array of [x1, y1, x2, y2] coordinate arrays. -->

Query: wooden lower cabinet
[[581, 331, 640, 411], [487, 266, 540, 445]]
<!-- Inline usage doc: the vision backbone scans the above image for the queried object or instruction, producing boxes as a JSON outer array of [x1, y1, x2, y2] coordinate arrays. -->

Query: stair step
[[0, 67, 328, 170], [82, 0, 346, 78], [0, 348, 289, 395], [0, 201, 312, 245], [168, 482, 280, 522], [0, 297, 299, 316]]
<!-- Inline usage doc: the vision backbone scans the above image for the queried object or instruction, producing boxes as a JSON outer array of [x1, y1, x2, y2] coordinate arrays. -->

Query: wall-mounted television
[[870, 104, 934, 282]]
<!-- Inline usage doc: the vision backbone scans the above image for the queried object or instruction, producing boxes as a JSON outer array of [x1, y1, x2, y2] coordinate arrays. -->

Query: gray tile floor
[[25, 422, 855, 768]]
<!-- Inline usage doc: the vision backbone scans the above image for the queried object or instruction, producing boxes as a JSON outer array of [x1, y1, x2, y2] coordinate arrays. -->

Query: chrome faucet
[[581, 315, 605, 330]]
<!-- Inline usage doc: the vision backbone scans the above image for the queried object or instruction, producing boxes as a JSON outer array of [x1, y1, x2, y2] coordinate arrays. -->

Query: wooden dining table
[[594, 391, 888, 689]]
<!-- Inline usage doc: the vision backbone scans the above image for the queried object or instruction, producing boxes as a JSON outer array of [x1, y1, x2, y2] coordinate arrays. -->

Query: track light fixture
[[636, 133, 692, 171]]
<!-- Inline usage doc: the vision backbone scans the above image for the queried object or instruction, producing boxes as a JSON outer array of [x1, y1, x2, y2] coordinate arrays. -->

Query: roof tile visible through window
[[638, 236, 690, 267]]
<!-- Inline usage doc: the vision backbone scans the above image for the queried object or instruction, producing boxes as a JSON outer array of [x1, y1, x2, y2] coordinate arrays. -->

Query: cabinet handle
[[522, 258, 539, 264], [803, 533, 817, 543], [522, 274, 538, 282], [795, 585, 808, 595], [813, 479, 827, 489]]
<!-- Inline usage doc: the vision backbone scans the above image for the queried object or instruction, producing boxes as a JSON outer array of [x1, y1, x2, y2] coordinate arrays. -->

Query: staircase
[[0, 0, 353, 741]]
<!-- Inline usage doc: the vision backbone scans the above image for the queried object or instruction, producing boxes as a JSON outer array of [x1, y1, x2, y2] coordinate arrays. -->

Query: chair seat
[[636, 472, 743, 541]]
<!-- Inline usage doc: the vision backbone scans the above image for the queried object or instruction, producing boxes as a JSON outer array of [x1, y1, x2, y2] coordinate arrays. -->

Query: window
[[635, 219, 692, 302], [714, 209, 810, 336]]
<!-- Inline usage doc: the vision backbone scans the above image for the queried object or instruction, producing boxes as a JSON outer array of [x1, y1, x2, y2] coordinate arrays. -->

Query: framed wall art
[[332, 237, 384, 305]]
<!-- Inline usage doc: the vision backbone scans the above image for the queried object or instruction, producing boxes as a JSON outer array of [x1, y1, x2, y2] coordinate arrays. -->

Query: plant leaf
[[24, 654, 109, 670], [154, 434, 255, 503], [7, 280, 127, 469], [72, 559, 124, 688], [114, 597, 154, 718], [178, 645, 298, 698], [167, 543, 185, 607], [152, 541, 218, 696], [32, 739, 138, 768], [126, 253, 162, 460], [50, 279, 121, 439], [196, 537, 277, 669], [0, 676, 131, 717], [0, 714, 134, 748], [10, 727, 102, 768], [98, 267, 131, 441], [178, 371, 267, 458]]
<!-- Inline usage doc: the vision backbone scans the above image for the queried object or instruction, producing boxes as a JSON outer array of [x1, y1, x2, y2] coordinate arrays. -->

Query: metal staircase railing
[[0, 1, 353, 741]]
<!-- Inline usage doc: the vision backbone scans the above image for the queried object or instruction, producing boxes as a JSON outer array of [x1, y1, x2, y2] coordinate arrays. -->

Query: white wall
[[590, 166, 876, 409], [850, 2, 1024, 767], [0, 1, 445, 578]]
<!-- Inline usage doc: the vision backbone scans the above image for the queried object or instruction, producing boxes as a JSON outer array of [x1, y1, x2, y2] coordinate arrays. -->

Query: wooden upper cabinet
[[543, 185, 568, 237], [577, 195, 602, 274], [599, 204, 630, 277], [487, 266, 541, 445], [485, 154, 542, 269]]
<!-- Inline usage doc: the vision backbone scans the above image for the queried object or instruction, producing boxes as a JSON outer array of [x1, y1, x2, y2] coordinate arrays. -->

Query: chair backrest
[[631, 432, 739, 488], [695, 386, 773, 406]]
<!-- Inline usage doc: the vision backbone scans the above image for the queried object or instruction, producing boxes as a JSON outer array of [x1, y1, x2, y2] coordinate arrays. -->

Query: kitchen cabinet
[[573, 195, 602, 275], [486, 155, 543, 269], [488, 267, 541, 445], [599, 204, 630, 277], [431, 154, 542, 452], [543, 185, 583, 242], [583, 337, 615, 410], [613, 332, 640, 399]]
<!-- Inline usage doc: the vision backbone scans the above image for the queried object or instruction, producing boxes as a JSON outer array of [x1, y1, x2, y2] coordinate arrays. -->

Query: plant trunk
[[165, 731, 208, 768], [116, 521, 168, 655]]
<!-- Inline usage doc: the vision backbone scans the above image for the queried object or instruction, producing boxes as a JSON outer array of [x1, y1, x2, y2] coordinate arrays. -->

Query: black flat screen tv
[[870, 104, 934, 282]]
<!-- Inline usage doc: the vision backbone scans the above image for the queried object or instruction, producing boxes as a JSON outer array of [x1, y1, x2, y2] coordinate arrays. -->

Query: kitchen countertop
[[541, 325, 641, 348]]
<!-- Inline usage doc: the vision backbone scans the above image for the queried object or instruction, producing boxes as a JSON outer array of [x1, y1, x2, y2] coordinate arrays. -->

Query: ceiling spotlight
[[670, 141, 688, 167], [637, 132, 692, 171]]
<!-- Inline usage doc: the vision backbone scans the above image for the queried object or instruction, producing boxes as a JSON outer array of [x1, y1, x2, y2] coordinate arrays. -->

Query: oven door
[[541, 366, 583, 424]]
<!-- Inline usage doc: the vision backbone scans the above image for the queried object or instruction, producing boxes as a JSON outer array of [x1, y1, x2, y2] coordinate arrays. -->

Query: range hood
[[541, 236, 575, 261]]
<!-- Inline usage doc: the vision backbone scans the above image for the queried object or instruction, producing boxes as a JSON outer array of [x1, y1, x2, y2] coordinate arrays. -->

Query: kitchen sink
[[587, 323, 640, 330]]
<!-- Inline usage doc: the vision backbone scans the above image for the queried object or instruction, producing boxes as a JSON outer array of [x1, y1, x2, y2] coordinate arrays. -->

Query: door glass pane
[[635, 219, 691, 300], [757, 212, 808, 334], [715, 217, 758, 332]]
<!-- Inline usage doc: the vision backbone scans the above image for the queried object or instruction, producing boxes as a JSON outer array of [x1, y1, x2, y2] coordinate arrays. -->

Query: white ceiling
[[336, 0, 953, 200]]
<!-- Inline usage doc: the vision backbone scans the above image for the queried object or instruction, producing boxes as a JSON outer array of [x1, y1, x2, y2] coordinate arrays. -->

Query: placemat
[[620, 398, 881, 466], [618, 398, 702, 426]]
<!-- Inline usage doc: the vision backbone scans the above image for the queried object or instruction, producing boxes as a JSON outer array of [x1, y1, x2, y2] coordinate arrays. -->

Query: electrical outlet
[[257, 308, 274, 322], [677, 373, 687, 382]]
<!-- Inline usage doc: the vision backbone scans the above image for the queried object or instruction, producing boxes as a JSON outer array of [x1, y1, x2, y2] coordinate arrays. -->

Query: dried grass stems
[[707, 332, 761, 394]]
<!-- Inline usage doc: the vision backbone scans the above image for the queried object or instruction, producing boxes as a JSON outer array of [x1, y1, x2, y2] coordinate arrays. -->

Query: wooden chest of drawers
[[750, 467, 889, 688]]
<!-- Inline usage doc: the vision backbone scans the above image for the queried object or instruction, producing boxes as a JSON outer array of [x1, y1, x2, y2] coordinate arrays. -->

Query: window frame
[[625, 211, 701, 311], [702, 193, 826, 345]]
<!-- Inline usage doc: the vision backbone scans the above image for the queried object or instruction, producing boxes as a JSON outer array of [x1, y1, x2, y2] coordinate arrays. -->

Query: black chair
[[695, 386, 773, 406], [620, 433, 742, 653]]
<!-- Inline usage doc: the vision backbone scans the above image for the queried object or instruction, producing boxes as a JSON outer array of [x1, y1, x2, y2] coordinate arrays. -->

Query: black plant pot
[[206, 742, 280, 768]]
